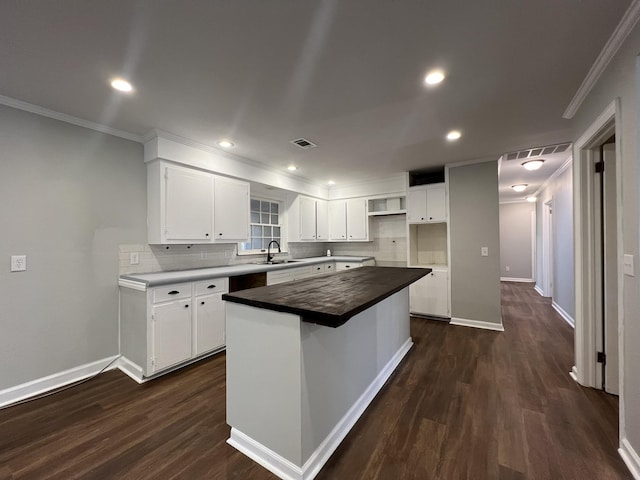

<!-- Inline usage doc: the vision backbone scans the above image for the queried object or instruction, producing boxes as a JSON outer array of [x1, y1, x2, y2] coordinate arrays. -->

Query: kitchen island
[[222, 266, 429, 480]]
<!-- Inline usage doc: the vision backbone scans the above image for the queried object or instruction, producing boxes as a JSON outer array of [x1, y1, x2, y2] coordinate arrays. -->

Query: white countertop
[[119, 255, 375, 287]]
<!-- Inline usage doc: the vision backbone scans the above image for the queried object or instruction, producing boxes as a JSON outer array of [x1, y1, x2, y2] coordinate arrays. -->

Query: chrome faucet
[[266, 240, 281, 263]]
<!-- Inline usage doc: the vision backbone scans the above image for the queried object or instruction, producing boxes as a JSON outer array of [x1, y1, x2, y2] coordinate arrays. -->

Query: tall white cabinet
[[147, 160, 250, 244], [407, 182, 450, 318]]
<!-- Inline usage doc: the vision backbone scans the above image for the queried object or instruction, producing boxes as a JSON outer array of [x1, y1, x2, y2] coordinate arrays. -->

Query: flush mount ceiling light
[[327, 180, 336, 186], [511, 184, 528, 193], [217, 140, 234, 148], [287, 165, 297, 171], [526, 196, 537, 203], [446, 130, 461, 141], [424, 70, 445, 85], [522, 159, 544, 171], [110, 78, 133, 92]]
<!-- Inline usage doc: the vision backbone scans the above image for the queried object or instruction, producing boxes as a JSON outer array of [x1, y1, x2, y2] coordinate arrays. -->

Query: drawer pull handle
[[345, 265, 350, 268], [168, 290, 180, 295], [201, 301, 205, 305], [207, 285, 216, 289], [185, 304, 189, 308]]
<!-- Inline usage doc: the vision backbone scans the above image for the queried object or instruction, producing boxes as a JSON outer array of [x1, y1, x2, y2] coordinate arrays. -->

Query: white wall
[[499, 202, 535, 280], [570, 17, 640, 468], [0, 104, 146, 390]]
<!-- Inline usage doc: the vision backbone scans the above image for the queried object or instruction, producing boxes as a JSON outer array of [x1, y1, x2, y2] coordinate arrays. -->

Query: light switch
[[129, 252, 140, 265], [623, 254, 635, 277], [11, 255, 27, 272], [481, 247, 489, 257]]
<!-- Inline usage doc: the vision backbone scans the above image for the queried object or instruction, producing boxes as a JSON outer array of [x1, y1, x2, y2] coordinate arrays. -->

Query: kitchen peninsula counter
[[224, 266, 428, 480], [222, 266, 429, 327]]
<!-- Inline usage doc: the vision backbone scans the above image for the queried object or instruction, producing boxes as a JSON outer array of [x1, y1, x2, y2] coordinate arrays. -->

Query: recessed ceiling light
[[446, 130, 461, 141], [288, 165, 297, 171], [512, 184, 528, 193], [327, 180, 336, 186], [522, 159, 544, 170], [110, 78, 133, 92], [526, 196, 537, 203], [218, 140, 234, 148], [424, 70, 445, 85]]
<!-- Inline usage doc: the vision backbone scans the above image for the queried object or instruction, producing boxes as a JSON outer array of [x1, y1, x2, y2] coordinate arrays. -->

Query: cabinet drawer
[[325, 262, 335, 273], [195, 277, 229, 296], [310, 263, 326, 275], [153, 283, 192, 303]]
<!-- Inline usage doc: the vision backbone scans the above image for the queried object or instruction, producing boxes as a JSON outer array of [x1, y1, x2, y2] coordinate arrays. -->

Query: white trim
[[569, 365, 579, 382], [227, 338, 413, 480], [534, 284, 545, 296], [620, 437, 640, 480], [0, 355, 119, 408], [118, 278, 147, 292], [117, 356, 147, 384], [449, 317, 505, 332], [0, 94, 142, 142], [563, 0, 640, 118], [500, 277, 534, 283], [533, 156, 573, 198], [552, 300, 575, 328]]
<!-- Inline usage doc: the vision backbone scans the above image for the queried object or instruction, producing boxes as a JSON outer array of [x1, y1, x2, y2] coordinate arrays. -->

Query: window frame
[[237, 196, 287, 256]]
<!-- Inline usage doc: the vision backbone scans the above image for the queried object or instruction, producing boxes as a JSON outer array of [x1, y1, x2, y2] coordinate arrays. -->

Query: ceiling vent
[[504, 142, 572, 161], [290, 138, 317, 149]]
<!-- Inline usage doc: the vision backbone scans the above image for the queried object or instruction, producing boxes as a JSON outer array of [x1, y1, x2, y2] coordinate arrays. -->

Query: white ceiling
[[0, 1, 631, 188]]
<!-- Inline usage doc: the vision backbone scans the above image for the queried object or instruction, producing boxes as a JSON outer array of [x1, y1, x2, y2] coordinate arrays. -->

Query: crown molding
[[563, 0, 640, 119], [0, 94, 143, 143], [533, 156, 573, 198]]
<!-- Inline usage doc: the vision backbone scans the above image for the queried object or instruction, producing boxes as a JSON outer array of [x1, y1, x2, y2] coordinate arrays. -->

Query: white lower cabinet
[[409, 268, 449, 318], [335, 259, 376, 271], [120, 277, 228, 380]]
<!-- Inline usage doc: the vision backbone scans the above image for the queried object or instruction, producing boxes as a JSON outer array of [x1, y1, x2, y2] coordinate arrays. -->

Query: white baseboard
[[117, 356, 147, 384], [619, 437, 640, 480], [534, 284, 545, 296], [0, 355, 119, 408], [569, 365, 579, 383], [227, 338, 414, 480], [449, 317, 504, 332], [500, 277, 534, 283], [552, 301, 575, 328]]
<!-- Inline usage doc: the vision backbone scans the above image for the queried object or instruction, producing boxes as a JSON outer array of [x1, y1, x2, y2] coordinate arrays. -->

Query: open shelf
[[368, 196, 406, 216]]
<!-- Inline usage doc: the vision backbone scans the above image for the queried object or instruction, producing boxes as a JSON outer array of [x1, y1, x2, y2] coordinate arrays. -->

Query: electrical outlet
[[201, 252, 207, 260], [481, 247, 489, 257], [505, 266, 510, 272], [624, 254, 635, 277], [129, 252, 139, 265], [11, 255, 27, 272]]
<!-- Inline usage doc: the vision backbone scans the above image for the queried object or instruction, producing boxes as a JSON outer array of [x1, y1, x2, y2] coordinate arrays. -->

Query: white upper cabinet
[[407, 183, 446, 223], [299, 196, 318, 241], [328, 198, 369, 241], [288, 195, 328, 242], [316, 199, 329, 240], [147, 160, 250, 244], [213, 176, 250, 240]]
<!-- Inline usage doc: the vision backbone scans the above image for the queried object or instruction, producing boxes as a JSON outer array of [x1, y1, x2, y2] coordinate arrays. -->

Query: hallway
[[0, 283, 631, 479]]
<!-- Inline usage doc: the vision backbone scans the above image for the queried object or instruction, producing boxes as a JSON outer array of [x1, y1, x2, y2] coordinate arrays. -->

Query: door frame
[[541, 200, 554, 297], [572, 99, 623, 404]]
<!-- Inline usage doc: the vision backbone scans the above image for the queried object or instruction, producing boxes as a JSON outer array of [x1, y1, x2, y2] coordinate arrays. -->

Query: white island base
[[225, 288, 412, 480]]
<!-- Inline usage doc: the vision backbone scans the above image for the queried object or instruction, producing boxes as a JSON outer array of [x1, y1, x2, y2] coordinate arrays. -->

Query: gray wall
[[535, 163, 574, 320], [570, 20, 640, 457], [499, 202, 534, 280], [449, 161, 502, 325], [0, 105, 146, 390]]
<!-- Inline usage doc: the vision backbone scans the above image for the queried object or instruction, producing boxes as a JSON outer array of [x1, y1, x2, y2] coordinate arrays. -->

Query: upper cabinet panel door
[[299, 196, 317, 241], [213, 176, 250, 240], [426, 185, 446, 222], [407, 189, 427, 223], [165, 165, 213, 241], [329, 200, 347, 241], [346, 199, 368, 240], [315, 199, 329, 240]]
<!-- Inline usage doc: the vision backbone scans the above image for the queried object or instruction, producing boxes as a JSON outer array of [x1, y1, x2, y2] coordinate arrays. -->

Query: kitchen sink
[[254, 260, 300, 265]]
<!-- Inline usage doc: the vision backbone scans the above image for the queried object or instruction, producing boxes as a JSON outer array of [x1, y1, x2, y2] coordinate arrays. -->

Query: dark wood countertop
[[222, 266, 430, 328]]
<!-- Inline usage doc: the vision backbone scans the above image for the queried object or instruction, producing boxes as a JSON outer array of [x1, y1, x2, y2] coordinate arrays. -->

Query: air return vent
[[290, 138, 317, 149], [504, 142, 572, 161]]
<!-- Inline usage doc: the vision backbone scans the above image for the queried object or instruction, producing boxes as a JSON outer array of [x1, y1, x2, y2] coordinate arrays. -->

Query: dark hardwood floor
[[0, 282, 631, 479]]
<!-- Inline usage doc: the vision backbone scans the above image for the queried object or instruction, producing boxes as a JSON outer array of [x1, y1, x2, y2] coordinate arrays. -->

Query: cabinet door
[[214, 176, 250, 240], [346, 199, 368, 240], [299, 196, 317, 241], [407, 189, 427, 223], [426, 185, 446, 222], [194, 293, 225, 355], [409, 270, 449, 317], [316, 199, 329, 240], [329, 200, 347, 241], [152, 299, 192, 372], [165, 165, 213, 241]]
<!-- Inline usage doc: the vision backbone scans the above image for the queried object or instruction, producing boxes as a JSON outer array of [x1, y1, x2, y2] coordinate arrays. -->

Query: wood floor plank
[[0, 282, 632, 479]]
